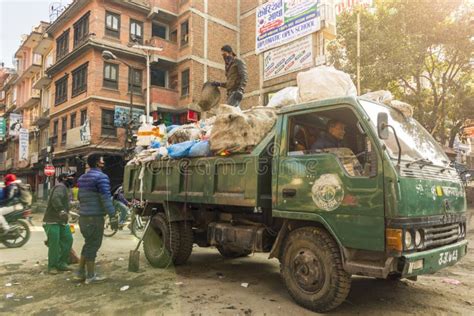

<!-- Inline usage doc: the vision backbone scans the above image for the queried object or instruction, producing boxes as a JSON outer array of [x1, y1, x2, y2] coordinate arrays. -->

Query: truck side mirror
[[377, 113, 389, 140]]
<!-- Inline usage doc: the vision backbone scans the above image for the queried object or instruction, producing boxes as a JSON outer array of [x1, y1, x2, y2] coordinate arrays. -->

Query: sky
[[0, 0, 72, 68]]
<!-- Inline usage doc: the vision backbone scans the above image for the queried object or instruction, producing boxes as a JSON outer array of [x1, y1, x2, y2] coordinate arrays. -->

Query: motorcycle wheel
[[2, 220, 31, 248], [103, 216, 118, 237]]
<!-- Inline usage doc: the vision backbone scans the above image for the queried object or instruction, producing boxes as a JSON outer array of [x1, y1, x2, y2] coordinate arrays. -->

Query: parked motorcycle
[[1, 208, 32, 248]]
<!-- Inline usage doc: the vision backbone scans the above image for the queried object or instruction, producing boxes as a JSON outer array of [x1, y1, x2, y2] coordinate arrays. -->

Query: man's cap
[[221, 45, 233, 53], [57, 172, 75, 181]]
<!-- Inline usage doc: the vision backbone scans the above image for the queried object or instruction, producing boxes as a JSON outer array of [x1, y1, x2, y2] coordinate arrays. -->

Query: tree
[[328, 0, 474, 145]]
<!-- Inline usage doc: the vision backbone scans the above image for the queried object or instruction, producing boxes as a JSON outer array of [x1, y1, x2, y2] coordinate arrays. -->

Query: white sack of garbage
[[210, 106, 277, 154], [267, 86, 300, 108], [297, 66, 357, 102]]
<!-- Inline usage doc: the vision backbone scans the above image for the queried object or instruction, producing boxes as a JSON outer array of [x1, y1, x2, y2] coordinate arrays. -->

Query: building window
[[80, 109, 87, 125], [129, 67, 142, 93], [56, 29, 70, 60], [181, 69, 190, 96], [180, 20, 189, 46], [152, 22, 168, 39], [103, 63, 119, 89], [72, 62, 88, 97], [61, 117, 67, 144], [52, 120, 58, 145], [54, 75, 68, 105], [130, 19, 143, 44], [73, 12, 90, 47], [170, 29, 177, 43], [101, 109, 116, 137], [70, 112, 76, 129], [151, 68, 167, 87], [105, 11, 120, 38]]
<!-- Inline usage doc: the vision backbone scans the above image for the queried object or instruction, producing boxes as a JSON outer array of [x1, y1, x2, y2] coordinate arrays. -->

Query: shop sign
[[19, 128, 29, 161], [9, 113, 23, 137], [264, 35, 314, 80]]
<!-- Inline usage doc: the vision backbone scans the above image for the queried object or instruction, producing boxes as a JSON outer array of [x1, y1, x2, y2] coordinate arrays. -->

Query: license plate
[[438, 249, 458, 266]]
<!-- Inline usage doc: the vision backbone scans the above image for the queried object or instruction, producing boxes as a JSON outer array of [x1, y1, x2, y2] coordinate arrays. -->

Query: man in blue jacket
[[75, 154, 118, 284]]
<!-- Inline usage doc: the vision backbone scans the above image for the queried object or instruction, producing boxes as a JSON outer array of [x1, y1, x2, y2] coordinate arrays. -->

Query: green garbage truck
[[123, 96, 468, 312]]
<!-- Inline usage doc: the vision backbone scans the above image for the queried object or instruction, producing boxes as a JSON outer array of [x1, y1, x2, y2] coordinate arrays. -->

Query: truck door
[[274, 105, 385, 251]]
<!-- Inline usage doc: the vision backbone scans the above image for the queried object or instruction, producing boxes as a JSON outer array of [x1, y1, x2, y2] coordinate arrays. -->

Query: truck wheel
[[281, 227, 351, 312], [174, 221, 193, 265], [216, 245, 251, 258], [143, 213, 180, 268]]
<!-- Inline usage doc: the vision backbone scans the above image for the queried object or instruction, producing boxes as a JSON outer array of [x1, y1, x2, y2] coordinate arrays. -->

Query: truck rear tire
[[216, 245, 251, 258], [174, 221, 193, 265], [281, 227, 351, 312], [143, 213, 180, 268]]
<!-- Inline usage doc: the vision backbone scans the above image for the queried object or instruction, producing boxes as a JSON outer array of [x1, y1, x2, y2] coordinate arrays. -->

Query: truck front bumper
[[401, 239, 468, 277]]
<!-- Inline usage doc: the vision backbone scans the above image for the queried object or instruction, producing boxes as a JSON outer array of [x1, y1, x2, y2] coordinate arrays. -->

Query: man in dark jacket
[[43, 173, 74, 274], [212, 45, 248, 107], [311, 120, 346, 150], [75, 155, 117, 284]]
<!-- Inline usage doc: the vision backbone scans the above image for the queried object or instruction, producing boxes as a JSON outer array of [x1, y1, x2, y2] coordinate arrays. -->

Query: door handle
[[282, 188, 297, 198]]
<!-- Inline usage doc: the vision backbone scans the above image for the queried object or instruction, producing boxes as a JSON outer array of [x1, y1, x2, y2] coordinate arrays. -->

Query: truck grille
[[422, 223, 460, 249]]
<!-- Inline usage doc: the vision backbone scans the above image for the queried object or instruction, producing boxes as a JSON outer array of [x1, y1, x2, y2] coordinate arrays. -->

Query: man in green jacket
[[43, 173, 75, 274], [212, 45, 248, 107]]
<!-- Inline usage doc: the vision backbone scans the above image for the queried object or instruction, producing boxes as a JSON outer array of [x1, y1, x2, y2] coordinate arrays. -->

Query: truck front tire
[[281, 227, 351, 312]]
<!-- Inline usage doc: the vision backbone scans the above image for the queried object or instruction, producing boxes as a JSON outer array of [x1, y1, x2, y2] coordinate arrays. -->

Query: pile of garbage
[[128, 104, 277, 165], [128, 65, 414, 166]]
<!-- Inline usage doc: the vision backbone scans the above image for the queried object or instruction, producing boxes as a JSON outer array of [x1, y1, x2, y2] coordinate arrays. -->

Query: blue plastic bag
[[150, 140, 161, 149], [168, 141, 196, 159], [166, 125, 180, 133], [189, 140, 211, 157]]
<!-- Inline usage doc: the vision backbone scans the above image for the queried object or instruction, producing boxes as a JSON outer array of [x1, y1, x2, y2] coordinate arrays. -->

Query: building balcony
[[18, 89, 41, 109], [148, 0, 178, 21], [33, 69, 52, 89], [148, 86, 179, 110], [149, 37, 178, 62]]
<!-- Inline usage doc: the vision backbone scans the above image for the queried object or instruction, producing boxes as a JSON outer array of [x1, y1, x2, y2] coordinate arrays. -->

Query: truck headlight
[[404, 230, 414, 250], [415, 230, 423, 248]]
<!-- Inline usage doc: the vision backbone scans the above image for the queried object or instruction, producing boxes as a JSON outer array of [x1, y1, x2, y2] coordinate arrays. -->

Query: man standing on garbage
[[211, 45, 248, 107], [75, 155, 118, 284], [43, 172, 75, 274]]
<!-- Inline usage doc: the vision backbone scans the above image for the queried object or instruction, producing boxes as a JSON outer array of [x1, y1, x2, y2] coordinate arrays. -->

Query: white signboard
[[256, 0, 321, 54], [9, 113, 23, 137], [66, 119, 91, 149], [264, 35, 314, 80], [335, 0, 373, 15], [19, 128, 29, 161]]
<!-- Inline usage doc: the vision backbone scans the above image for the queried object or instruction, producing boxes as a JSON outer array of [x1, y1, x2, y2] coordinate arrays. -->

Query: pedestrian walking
[[211, 45, 248, 107], [43, 173, 75, 274], [75, 154, 118, 284]]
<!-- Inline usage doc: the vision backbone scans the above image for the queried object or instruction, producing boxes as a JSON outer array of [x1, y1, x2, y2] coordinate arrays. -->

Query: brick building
[[1, 0, 337, 194]]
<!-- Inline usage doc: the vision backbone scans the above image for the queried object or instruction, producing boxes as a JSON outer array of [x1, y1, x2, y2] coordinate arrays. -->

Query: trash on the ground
[[174, 282, 184, 286], [120, 285, 130, 291], [34, 264, 39, 267], [66, 278, 70, 281], [241, 283, 249, 288], [5, 283, 12, 287], [442, 278, 462, 285], [13, 282, 20, 285], [118, 257, 125, 261], [6, 293, 14, 299], [26, 296, 34, 299], [216, 272, 224, 279]]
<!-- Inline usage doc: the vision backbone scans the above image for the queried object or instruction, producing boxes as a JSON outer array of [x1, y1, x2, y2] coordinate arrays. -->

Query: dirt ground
[[1, 211, 473, 316]]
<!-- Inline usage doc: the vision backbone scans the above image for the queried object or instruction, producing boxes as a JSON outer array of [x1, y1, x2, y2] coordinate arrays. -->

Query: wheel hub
[[292, 249, 325, 292]]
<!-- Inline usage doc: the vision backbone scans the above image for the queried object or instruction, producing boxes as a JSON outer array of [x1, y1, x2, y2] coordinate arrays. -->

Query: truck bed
[[123, 132, 274, 209]]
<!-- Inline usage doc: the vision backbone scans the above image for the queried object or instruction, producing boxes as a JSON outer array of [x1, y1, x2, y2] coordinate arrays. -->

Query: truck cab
[[123, 96, 467, 312]]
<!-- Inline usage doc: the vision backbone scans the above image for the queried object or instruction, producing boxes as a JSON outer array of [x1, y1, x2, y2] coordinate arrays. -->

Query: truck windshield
[[359, 100, 449, 167]]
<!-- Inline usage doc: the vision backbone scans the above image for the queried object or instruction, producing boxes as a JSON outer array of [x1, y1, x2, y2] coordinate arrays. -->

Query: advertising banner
[[0, 117, 6, 139], [19, 128, 29, 161], [256, 0, 321, 54], [263, 35, 314, 80], [66, 119, 91, 149], [114, 106, 145, 129], [9, 113, 23, 136]]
